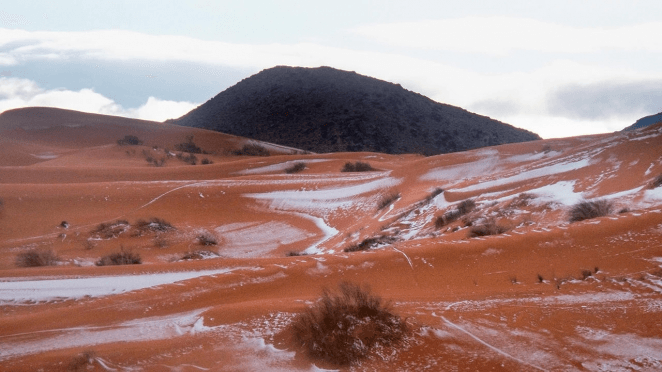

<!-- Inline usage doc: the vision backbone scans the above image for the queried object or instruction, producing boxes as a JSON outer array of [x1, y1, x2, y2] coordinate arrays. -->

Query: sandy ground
[[1, 107, 662, 371]]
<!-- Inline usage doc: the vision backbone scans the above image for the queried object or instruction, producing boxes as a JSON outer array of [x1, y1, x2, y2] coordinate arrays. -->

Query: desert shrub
[[285, 162, 306, 174], [60, 221, 69, 228], [581, 270, 593, 280], [291, 282, 407, 366], [15, 249, 59, 267], [117, 135, 143, 146], [175, 135, 205, 154], [435, 198, 476, 229], [341, 161, 375, 172], [132, 218, 175, 236], [232, 144, 270, 156], [424, 188, 444, 204], [286, 251, 308, 257], [468, 220, 508, 237], [180, 250, 219, 260], [68, 350, 96, 372], [201, 158, 213, 165], [650, 174, 662, 189], [96, 249, 141, 266], [145, 156, 166, 167], [343, 236, 395, 253], [176, 152, 198, 165], [197, 231, 218, 246], [90, 220, 130, 239], [377, 191, 400, 210], [569, 199, 614, 222]]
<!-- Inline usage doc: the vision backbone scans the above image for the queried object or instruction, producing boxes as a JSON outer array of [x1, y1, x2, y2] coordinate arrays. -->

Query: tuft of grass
[[96, 249, 141, 266], [291, 282, 408, 366], [132, 218, 175, 236], [180, 250, 219, 260], [201, 158, 213, 165], [343, 236, 396, 253], [286, 251, 308, 257], [424, 188, 444, 204], [435, 198, 476, 229], [468, 220, 508, 237], [569, 199, 614, 222], [285, 162, 307, 174], [90, 220, 130, 239], [232, 144, 270, 157], [341, 161, 376, 172], [197, 231, 218, 246], [581, 270, 593, 280], [117, 135, 143, 146], [377, 191, 400, 211], [15, 249, 59, 267]]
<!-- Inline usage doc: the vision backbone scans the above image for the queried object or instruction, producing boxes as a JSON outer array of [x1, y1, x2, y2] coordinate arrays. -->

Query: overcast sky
[[1, 0, 661, 138]]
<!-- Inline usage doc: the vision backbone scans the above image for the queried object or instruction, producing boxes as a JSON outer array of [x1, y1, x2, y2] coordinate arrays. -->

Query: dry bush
[[197, 231, 218, 246], [67, 350, 96, 372], [377, 191, 400, 210], [343, 236, 395, 253], [96, 249, 141, 266], [435, 198, 476, 229], [90, 220, 130, 239], [232, 144, 270, 156], [175, 135, 205, 154], [117, 135, 143, 146], [424, 188, 444, 204], [291, 282, 408, 366], [341, 161, 376, 172], [468, 220, 508, 237], [650, 174, 662, 189], [15, 249, 59, 267], [286, 251, 308, 257], [285, 162, 306, 174], [180, 250, 219, 260], [132, 218, 175, 236], [176, 152, 198, 165], [201, 158, 213, 165], [569, 199, 614, 222]]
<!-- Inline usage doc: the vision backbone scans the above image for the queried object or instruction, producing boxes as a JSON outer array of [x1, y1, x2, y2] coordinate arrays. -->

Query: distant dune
[[1, 107, 662, 371], [170, 66, 541, 155]]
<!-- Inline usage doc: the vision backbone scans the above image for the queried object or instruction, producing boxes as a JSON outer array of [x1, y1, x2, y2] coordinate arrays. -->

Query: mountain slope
[[170, 66, 541, 155], [622, 111, 662, 131]]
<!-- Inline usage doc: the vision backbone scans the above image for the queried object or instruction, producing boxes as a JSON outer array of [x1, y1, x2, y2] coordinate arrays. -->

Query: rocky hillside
[[622, 111, 662, 131], [170, 66, 540, 155]]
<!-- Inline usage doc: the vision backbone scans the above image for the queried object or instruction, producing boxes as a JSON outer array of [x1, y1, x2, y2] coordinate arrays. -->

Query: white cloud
[[1, 26, 660, 138], [352, 17, 662, 55], [0, 77, 197, 122]]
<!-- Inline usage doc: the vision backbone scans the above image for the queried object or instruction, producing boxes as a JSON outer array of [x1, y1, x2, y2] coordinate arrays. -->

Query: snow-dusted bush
[[341, 161, 375, 172], [569, 199, 613, 222], [285, 162, 306, 174], [291, 282, 407, 366], [16, 249, 59, 267], [96, 249, 141, 266]]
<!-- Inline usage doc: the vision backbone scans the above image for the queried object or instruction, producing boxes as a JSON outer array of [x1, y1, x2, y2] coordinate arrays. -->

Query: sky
[[1, 0, 661, 139]]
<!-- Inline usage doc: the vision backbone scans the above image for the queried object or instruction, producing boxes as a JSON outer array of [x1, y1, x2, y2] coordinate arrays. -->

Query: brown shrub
[[569, 199, 614, 222], [197, 231, 218, 246], [232, 144, 270, 156], [341, 161, 376, 172], [90, 220, 130, 239], [468, 220, 508, 237], [96, 249, 141, 266], [67, 350, 96, 372], [377, 191, 400, 210], [16, 249, 59, 267], [650, 174, 662, 189], [180, 250, 219, 260], [285, 162, 306, 174], [132, 218, 175, 236], [291, 282, 407, 366]]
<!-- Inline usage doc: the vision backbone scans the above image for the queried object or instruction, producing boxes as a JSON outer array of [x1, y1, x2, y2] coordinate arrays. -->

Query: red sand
[[1, 107, 662, 371]]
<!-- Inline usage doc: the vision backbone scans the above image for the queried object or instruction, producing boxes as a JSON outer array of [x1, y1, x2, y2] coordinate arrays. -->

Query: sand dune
[[1, 107, 662, 371]]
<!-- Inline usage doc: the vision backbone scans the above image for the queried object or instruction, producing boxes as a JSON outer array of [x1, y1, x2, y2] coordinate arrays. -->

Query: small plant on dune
[[197, 231, 218, 246], [132, 218, 175, 237], [468, 219, 508, 238], [176, 152, 198, 165], [117, 135, 143, 146], [96, 248, 141, 266], [435, 198, 476, 229], [341, 161, 376, 172], [285, 162, 307, 174], [201, 158, 213, 165], [568, 199, 614, 223], [90, 220, 130, 239], [343, 236, 396, 253], [15, 249, 59, 267], [423, 188, 444, 204], [175, 135, 205, 154], [286, 251, 308, 257], [650, 174, 662, 189], [581, 270, 593, 280], [377, 191, 400, 211], [291, 282, 408, 366], [67, 350, 96, 372], [232, 144, 270, 156], [180, 250, 219, 260]]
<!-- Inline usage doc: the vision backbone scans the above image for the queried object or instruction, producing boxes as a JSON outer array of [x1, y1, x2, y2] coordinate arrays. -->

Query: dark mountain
[[622, 112, 662, 131], [169, 66, 541, 155]]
